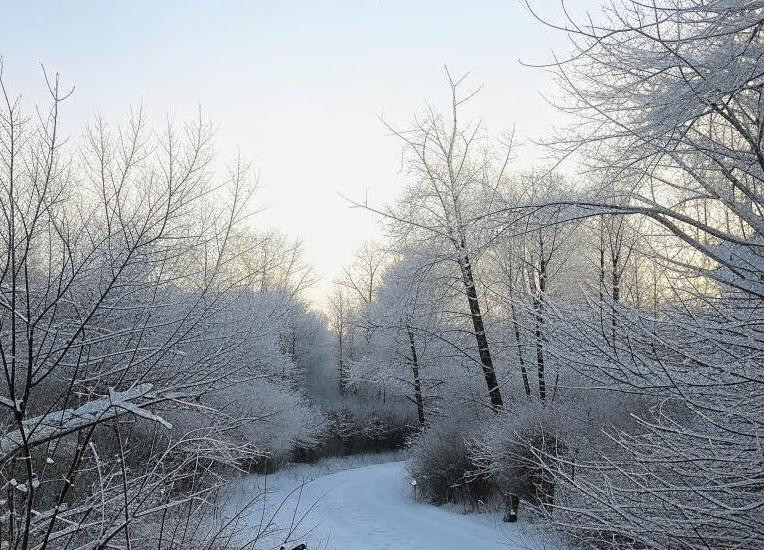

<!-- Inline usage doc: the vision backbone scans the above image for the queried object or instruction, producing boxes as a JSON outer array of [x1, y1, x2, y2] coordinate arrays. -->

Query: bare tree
[[505, 172, 579, 402], [360, 69, 512, 412], [327, 284, 354, 394], [339, 241, 389, 307], [338, 241, 390, 349], [364, 254, 448, 426], [0, 66, 271, 549], [517, 1, 764, 547]]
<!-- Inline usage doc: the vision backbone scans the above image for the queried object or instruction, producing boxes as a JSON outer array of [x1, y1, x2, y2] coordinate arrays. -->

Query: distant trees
[[327, 285, 354, 394], [338, 241, 388, 308], [365, 254, 445, 426], [336, 241, 389, 353], [232, 228, 317, 297], [511, 173, 579, 401]]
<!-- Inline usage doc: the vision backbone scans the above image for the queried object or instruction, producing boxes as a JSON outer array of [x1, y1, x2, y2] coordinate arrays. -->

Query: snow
[[0, 384, 162, 460], [224, 456, 562, 550]]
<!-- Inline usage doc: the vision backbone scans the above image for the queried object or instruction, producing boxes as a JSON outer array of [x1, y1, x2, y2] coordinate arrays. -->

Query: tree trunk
[[599, 221, 605, 315], [611, 252, 620, 349], [532, 256, 547, 402], [510, 302, 531, 397], [508, 273, 531, 397], [458, 253, 503, 411], [533, 299, 546, 402], [407, 326, 425, 426], [338, 330, 346, 394]]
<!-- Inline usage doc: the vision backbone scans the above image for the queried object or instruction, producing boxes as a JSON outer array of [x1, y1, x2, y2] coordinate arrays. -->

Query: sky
[[0, 0, 603, 303]]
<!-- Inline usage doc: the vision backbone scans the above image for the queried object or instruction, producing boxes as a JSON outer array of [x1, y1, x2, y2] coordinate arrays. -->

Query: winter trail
[[226, 459, 558, 550]]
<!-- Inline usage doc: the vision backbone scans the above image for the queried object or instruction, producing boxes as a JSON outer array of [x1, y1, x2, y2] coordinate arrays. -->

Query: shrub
[[468, 388, 652, 518], [166, 380, 329, 472], [407, 412, 495, 506], [294, 393, 417, 461]]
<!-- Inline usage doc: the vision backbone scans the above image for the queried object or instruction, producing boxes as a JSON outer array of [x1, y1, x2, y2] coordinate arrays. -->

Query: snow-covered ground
[[222, 455, 562, 550]]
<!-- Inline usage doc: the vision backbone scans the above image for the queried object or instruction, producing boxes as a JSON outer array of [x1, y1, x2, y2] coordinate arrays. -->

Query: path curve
[[228, 460, 554, 550]]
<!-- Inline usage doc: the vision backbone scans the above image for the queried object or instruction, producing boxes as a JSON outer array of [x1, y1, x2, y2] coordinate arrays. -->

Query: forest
[[1, 1, 762, 549]]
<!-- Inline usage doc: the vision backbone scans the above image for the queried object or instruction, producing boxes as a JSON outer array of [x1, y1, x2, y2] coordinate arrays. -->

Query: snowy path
[[224, 458, 560, 550]]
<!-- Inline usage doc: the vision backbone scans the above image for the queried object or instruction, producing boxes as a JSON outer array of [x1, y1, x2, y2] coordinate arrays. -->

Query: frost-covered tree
[[363, 254, 448, 425], [0, 66, 309, 549], [327, 284, 355, 394], [517, 1, 764, 547], [362, 69, 513, 411]]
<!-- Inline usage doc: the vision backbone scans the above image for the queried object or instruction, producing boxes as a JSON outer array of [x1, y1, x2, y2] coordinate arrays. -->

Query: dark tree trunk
[[459, 253, 503, 411], [510, 302, 531, 397], [407, 326, 425, 426], [532, 256, 547, 402], [599, 223, 605, 310], [508, 273, 531, 397], [338, 331, 346, 394], [533, 299, 546, 402], [611, 252, 620, 348]]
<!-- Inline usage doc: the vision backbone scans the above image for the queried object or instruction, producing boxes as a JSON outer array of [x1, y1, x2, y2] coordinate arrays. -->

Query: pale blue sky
[[0, 0, 602, 301]]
